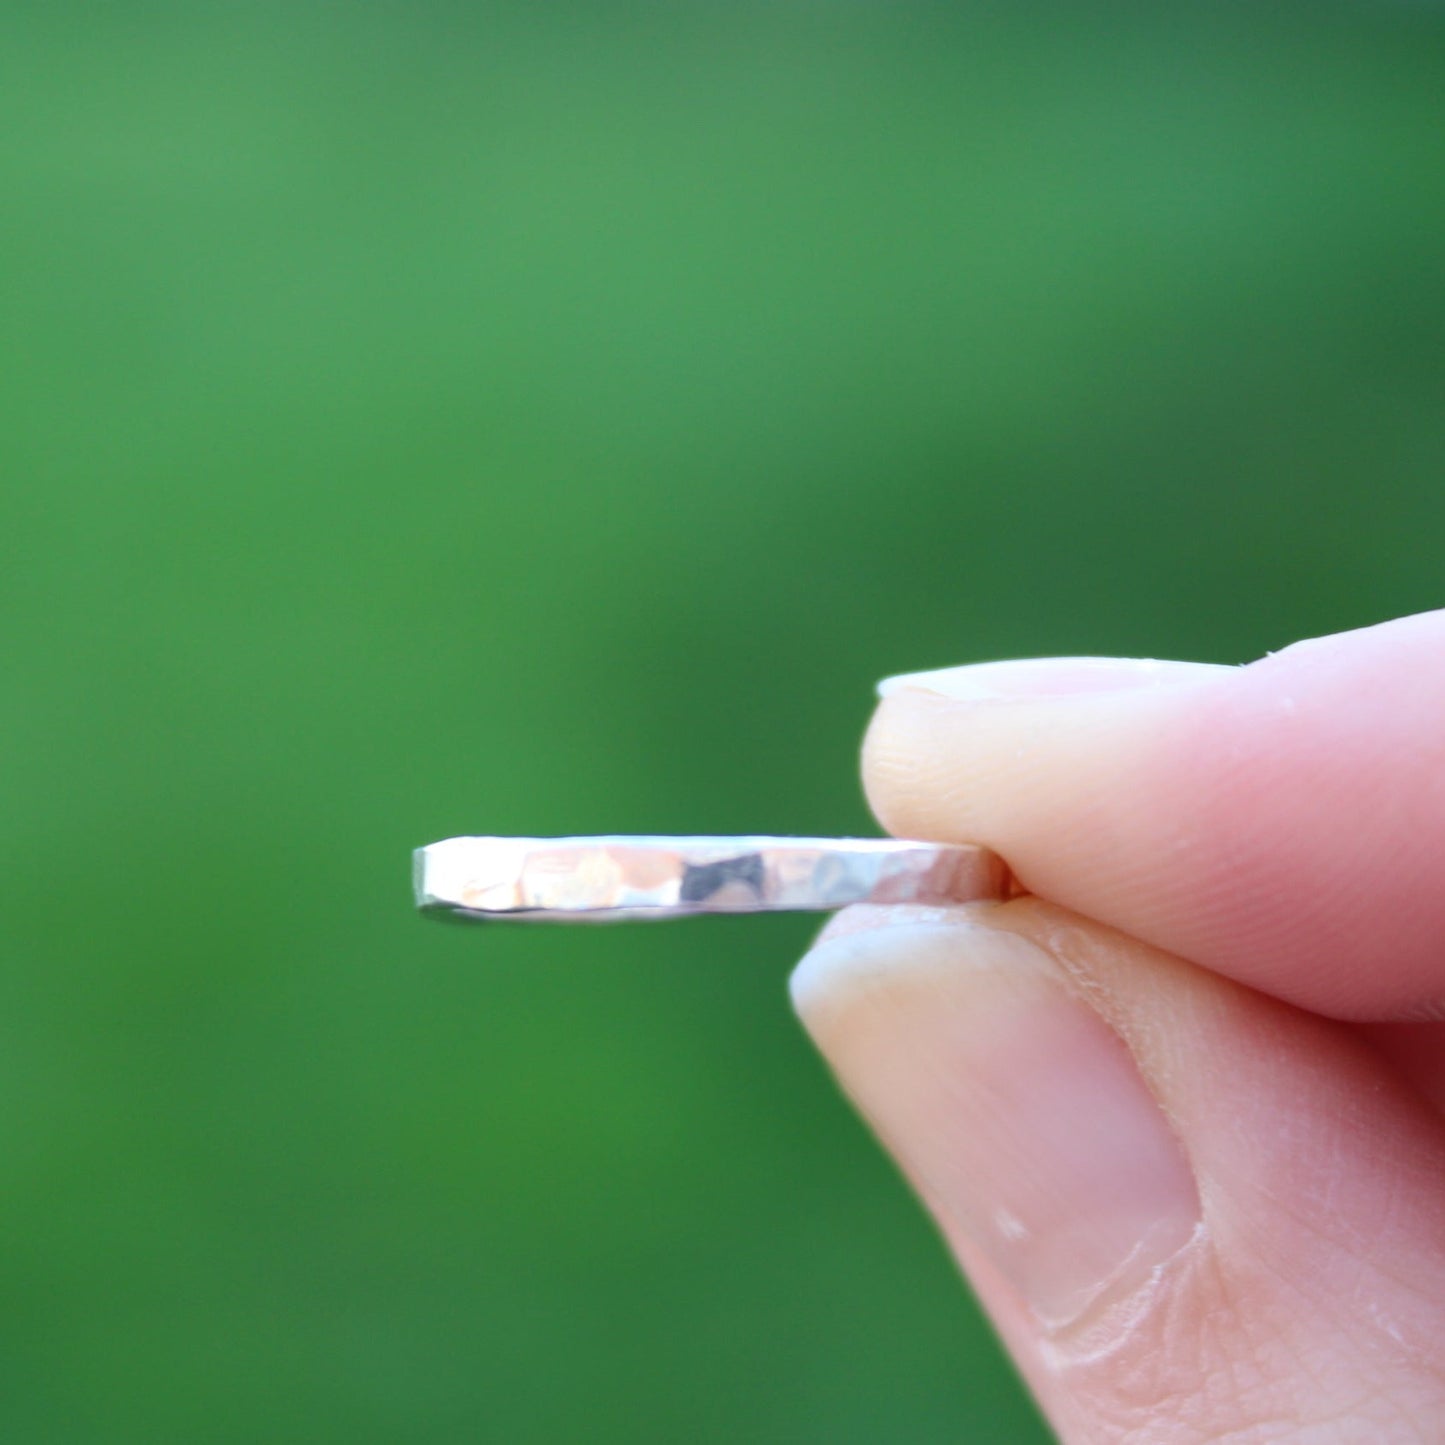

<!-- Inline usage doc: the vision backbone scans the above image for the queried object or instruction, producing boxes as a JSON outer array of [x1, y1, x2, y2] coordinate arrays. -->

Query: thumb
[[792, 902, 1445, 1443]]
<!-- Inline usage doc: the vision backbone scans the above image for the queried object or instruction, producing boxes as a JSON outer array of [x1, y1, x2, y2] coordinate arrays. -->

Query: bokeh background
[[4, 3, 1444, 1440]]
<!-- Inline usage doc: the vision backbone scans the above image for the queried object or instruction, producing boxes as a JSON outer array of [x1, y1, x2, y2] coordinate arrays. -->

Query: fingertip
[[859, 700, 944, 842], [790, 904, 1201, 1336], [859, 613, 1445, 1019], [788, 903, 999, 1046], [790, 897, 1445, 1442]]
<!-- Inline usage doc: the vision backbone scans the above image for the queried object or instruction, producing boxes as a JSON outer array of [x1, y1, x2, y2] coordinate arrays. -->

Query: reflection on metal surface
[[414, 836, 1007, 922]]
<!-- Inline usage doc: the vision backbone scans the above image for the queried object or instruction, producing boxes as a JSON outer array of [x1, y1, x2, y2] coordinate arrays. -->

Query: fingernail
[[791, 912, 1200, 1329], [876, 656, 1231, 701]]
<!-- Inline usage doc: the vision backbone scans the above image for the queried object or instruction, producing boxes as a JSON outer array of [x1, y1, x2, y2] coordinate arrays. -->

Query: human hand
[[792, 611, 1445, 1443]]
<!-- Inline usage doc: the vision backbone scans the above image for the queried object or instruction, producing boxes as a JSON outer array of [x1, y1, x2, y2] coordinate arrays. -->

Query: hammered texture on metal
[[414, 836, 1007, 922]]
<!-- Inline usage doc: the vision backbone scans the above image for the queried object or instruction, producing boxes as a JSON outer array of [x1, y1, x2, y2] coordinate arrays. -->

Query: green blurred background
[[3, 3, 1443, 1440]]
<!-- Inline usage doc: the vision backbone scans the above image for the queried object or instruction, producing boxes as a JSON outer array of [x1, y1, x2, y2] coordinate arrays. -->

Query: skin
[[790, 610, 1445, 1443]]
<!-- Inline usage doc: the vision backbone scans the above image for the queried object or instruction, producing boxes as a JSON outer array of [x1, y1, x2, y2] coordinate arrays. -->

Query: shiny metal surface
[[414, 835, 1008, 922]]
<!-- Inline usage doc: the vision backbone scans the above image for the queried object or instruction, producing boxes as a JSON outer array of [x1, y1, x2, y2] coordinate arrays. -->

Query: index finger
[[864, 609, 1445, 1020]]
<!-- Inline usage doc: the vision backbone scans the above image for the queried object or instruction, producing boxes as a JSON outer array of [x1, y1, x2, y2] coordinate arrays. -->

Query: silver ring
[[414, 835, 1008, 922]]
